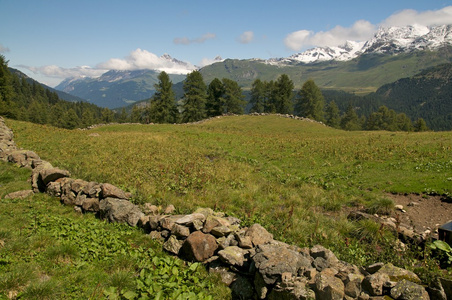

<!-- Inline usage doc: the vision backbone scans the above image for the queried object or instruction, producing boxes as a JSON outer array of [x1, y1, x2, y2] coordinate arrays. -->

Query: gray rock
[[82, 198, 100, 212], [149, 231, 164, 242], [366, 262, 384, 274], [268, 274, 315, 300], [237, 235, 253, 249], [4, 189, 34, 199], [362, 272, 390, 296], [252, 243, 312, 285], [163, 235, 183, 255], [390, 279, 430, 300], [160, 215, 184, 231], [344, 273, 364, 298], [143, 203, 160, 215], [100, 183, 130, 200], [46, 181, 62, 197], [99, 198, 144, 226], [310, 244, 339, 267], [376, 263, 420, 283], [314, 271, 345, 300], [245, 223, 273, 246], [70, 179, 89, 194], [210, 225, 233, 237], [203, 215, 231, 233], [172, 224, 191, 239], [218, 246, 247, 267], [39, 167, 71, 186], [175, 213, 206, 226]]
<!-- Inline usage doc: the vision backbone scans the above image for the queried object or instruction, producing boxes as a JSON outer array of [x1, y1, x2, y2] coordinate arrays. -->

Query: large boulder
[[180, 231, 218, 262], [252, 244, 312, 286], [99, 198, 144, 226], [390, 279, 430, 300], [245, 223, 273, 246], [39, 167, 71, 186], [376, 263, 420, 283]]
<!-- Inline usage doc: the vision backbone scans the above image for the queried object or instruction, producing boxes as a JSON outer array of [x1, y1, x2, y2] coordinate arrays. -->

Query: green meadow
[[7, 115, 451, 244]]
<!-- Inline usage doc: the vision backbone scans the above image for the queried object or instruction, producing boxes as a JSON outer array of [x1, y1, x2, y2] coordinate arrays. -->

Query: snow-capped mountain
[[274, 24, 452, 64]]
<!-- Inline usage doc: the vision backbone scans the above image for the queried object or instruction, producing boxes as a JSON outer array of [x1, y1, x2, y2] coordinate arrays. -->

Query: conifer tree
[[414, 118, 429, 132], [295, 79, 325, 122], [181, 70, 207, 123], [263, 80, 276, 113], [250, 79, 265, 113], [340, 104, 361, 130], [325, 101, 341, 128], [273, 74, 294, 114], [149, 71, 178, 123], [0, 55, 15, 118], [221, 78, 245, 114], [206, 78, 225, 117]]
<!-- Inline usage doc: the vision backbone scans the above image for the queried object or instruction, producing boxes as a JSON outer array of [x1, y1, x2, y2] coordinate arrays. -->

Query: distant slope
[[55, 69, 186, 109], [200, 47, 452, 93], [8, 68, 87, 103], [374, 63, 452, 131]]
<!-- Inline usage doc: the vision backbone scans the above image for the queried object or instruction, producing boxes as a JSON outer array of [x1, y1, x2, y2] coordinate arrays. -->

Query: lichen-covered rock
[[211, 225, 233, 237], [390, 279, 430, 300], [218, 246, 247, 267], [99, 197, 144, 226], [252, 243, 312, 285], [208, 261, 237, 286], [376, 263, 420, 284], [245, 223, 273, 246], [180, 231, 218, 262], [172, 224, 190, 239], [163, 235, 183, 255], [362, 272, 390, 296], [160, 215, 185, 231]]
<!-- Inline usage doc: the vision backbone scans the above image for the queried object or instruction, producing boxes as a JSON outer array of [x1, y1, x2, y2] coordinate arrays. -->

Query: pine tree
[[0, 55, 15, 118], [325, 101, 341, 128], [206, 78, 225, 117], [295, 79, 325, 122], [414, 118, 429, 132], [273, 74, 294, 114], [249, 79, 265, 113], [340, 104, 361, 131], [263, 80, 276, 113], [221, 78, 245, 114], [149, 71, 178, 123], [181, 71, 207, 123]]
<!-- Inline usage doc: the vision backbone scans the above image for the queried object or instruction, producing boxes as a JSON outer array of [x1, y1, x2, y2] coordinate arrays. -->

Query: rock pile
[[0, 116, 443, 299]]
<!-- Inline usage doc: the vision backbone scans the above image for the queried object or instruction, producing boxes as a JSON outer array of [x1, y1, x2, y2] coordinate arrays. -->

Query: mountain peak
[[276, 24, 452, 65]]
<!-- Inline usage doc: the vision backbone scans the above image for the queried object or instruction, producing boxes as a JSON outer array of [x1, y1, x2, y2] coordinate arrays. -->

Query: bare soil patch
[[387, 193, 452, 238]]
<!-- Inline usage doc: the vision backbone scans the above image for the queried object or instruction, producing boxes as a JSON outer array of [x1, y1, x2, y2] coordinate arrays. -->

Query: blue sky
[[1, 0, 452, 86]]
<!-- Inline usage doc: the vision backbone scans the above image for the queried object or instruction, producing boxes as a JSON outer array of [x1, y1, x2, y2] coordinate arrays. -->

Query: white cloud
[[284, 6, 452, 52], [0, 44, 10, 53], [382, 6, 452, 27], [174, 32, 216, 45], [284, 20, 375, 51], [238, 31, 254, 44], [21, 64, 104, 79]]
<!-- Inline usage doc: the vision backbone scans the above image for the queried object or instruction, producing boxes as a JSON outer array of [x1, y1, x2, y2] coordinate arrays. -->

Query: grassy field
[[0, 162, 229, 299], [6, 115, 451, 258]]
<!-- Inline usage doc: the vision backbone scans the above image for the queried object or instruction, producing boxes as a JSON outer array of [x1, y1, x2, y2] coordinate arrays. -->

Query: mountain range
[[55, 24, 452, 109]]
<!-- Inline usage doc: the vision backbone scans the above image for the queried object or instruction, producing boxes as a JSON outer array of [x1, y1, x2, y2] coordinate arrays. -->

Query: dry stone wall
[[0, 116, 443, 299]]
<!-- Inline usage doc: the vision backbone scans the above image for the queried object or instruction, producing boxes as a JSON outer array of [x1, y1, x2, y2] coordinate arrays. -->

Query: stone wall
[[0, 116, 444, 299]]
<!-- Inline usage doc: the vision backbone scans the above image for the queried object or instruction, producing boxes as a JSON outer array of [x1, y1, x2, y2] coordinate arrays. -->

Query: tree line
[[0, 54, 428, 132], [0, 55, 122, 129]]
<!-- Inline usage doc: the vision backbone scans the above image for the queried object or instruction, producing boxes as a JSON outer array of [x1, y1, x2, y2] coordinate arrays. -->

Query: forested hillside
[[0, 55, 119, 129]]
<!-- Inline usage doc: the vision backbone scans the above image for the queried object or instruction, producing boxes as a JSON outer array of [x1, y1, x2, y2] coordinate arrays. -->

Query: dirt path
[[387, 193, 452, 238]]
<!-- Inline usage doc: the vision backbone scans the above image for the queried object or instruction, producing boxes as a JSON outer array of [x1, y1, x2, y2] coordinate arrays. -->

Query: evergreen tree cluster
[[142, 71, 246, 124], [0, 55, 120, 129], [249, 75, 428, 132]]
